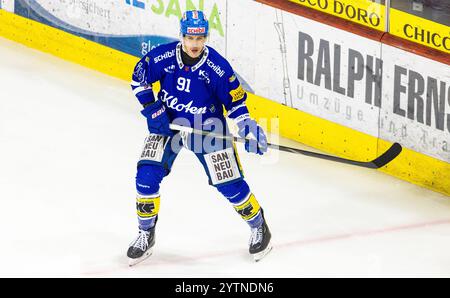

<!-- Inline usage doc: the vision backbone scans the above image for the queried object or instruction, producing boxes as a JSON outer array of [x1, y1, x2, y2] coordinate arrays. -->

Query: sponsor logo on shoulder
[[154, 49, 175, 64], [134, 62, 146, 83], [206, 59, 225, 77]]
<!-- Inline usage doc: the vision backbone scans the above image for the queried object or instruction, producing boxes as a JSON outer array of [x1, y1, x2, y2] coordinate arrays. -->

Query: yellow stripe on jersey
[[232, 142, 244, 175]]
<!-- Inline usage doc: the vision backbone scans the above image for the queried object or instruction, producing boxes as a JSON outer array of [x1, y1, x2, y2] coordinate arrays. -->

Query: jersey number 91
[[177, 77, 191, 93]]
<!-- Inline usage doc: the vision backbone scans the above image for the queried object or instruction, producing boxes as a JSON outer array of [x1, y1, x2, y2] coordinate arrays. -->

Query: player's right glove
[[236, 118, 268, 155], [140, 100, 174, 137]]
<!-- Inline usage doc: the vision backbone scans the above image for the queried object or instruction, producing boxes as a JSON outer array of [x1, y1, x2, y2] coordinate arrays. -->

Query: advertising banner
[[380, 44, 450, 162], [288, 0, 386, 31], [228, 1, 382, 137], [389, 8, 450, 54], [12, 0, 226, 59]]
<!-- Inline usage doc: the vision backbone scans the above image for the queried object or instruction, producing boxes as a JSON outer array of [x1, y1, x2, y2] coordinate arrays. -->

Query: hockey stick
[[169, 124, 402, 169]]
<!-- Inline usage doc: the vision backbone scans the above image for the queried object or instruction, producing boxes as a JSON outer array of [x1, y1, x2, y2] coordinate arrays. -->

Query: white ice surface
[[0, 37, 449, 277]]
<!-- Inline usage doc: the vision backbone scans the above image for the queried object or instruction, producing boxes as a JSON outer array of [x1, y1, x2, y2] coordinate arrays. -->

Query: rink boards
[[0, 0, 448, 196]]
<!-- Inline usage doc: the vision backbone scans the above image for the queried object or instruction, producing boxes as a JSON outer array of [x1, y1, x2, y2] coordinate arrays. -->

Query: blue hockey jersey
[[131, 42, 249, 129]]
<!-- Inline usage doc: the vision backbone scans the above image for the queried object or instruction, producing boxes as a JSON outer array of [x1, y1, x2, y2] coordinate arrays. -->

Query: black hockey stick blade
[[368, 142, 403, 168], [169, 124, 402, 169]]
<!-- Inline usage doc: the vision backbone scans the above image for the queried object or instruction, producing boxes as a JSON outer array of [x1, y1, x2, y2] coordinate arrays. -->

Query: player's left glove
[[236, 118, 268, 155], [141, 100, 174, 137]]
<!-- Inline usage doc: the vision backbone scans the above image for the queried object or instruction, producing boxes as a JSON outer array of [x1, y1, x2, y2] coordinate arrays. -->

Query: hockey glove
[[236, 118, 268, 155], [141, 101, 174, 137]]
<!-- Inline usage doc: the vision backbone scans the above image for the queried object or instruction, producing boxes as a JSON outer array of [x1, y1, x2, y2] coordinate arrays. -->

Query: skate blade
[[253, 243, 273, 262], [128, 248, 153, 267]]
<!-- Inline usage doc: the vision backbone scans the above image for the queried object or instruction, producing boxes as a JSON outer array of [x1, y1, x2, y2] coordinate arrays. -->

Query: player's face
[[182, 35, 207, 58]]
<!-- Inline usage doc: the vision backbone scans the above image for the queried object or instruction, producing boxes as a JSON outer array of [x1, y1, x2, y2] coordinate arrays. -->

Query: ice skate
[[127, 228, 155, 267], [249, 210, 272, 262]]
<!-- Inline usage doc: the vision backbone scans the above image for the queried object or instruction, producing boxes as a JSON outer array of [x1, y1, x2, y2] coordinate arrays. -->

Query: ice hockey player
[[127, 10, 272, 266]]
